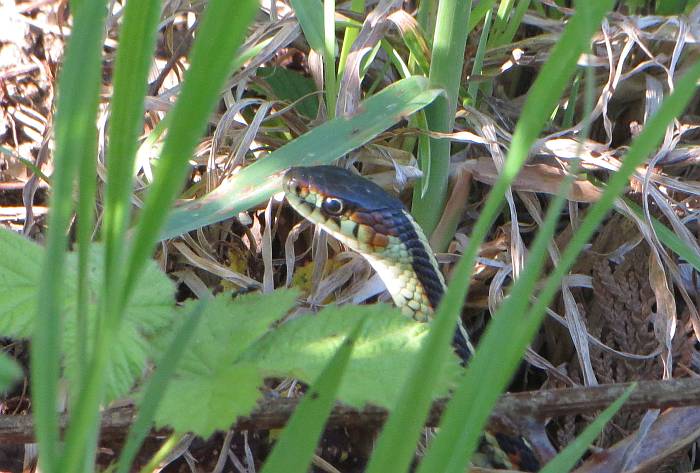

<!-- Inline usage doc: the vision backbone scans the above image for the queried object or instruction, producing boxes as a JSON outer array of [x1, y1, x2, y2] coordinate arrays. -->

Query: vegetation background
[[0, 0, 699, 472]]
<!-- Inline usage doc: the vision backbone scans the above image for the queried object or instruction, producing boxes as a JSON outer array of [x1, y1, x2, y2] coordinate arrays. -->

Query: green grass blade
[[367, 3, 612, 473], [417, 22, 602, 473], [103, 0, 162, 314], [259, 316, 366, 473], [416, 160, 571, 473], [467, 0, 496, 36], [540, 384, 636, 473], [338, 0, 365, 80], [323, 0, 337, 116], [494, 0, 530, 46], [467, 8, 493, 103], [74, 72, 100, 396], [411, 0, 471, 239], [619, 197, 700, 273], [59, 3, 257, 471], [289, 0, 325, 52], [121, 0, 258, 305], [363, 294, 457, 473], [136, 433, 185, 473], [116, 301, 207, 473], [159, 77, 441, 239], [30, 0, 108, 470]]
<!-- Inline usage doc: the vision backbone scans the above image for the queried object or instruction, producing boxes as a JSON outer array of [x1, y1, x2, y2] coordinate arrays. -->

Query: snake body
[[282, 165, 541, 471], [283, 165, 472, 361]]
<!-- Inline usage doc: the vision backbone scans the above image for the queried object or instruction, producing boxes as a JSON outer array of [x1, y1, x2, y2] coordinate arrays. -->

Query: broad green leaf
[[154, 290, 297, 437], [260, 316, 366, 473], [258, 66, 319, 119], [0, 354, 22, 392], [156, 362, 261, 438], [0, 229, 175, 401], [160, 76, 442, 240], [244, 304, 461, 408]]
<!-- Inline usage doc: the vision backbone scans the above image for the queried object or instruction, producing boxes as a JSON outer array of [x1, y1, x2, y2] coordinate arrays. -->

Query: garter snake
[[283, 165, 540, 471], [283, 165, 472, 360]]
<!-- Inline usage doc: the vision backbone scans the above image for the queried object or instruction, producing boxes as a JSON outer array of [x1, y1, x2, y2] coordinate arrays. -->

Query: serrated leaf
[[156, 362, 261, 437], [0, 229, 175, 401], [154, 289, 297, 437], [243, 304, 461, 408]]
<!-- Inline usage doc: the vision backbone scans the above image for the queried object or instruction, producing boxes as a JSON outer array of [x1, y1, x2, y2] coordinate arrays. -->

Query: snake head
[[282, 165, 408, 254], [282, 165, 404, 218]]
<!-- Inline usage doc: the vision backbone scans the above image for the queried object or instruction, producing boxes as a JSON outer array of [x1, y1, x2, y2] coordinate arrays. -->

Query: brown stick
[[2, 378, 700, 444]]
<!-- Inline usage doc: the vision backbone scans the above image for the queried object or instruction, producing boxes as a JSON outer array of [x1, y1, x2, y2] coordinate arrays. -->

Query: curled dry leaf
[[459, 158, 602, 203]]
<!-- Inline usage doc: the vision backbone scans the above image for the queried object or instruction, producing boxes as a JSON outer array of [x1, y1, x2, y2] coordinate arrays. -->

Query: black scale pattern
[[379, 208, 472, 363]]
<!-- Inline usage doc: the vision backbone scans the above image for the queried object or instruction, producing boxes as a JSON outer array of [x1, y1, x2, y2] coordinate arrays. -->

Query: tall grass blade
[[260, 316, 367, 473], [103, 0, 162, 317], [540, 384, 636, 473], [411, 0, 471, 239], [289, 0, 325, 52], [58, 3, 257, 471], [116, 301, 207, 473], [323, 0, 337, 116], [30, 0, 108, 470], [121, 0, 257, 305], [416, 160, 571, 473], [366, 3, 612, 473]]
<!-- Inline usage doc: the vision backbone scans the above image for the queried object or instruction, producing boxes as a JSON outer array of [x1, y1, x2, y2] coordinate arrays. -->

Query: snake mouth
[[282, 167, 311, 200]]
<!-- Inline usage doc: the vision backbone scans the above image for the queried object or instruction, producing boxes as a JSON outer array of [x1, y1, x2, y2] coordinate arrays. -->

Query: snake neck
[[353, 208, 446, 322]]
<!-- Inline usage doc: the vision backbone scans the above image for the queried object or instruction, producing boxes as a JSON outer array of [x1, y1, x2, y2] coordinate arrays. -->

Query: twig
[[1, 378, 700, 444]]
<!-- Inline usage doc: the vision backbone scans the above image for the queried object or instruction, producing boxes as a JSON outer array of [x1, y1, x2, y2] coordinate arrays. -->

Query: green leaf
[[156, 362, 261, 438], [258, 66, 319, 119], [0, 229, 175, 401], [289, 0, 325, 52], [0, 354, 22, 392], [260, 315, 366, 473], [160, 76, 442, 240], [619, 197, 700, 273], [154, 290, 297, 437], [244, 304, 461, 408]]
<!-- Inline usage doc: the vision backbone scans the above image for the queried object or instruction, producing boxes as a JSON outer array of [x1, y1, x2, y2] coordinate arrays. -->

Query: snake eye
[[286, 177, 302, 195], [322, 197, 344, 215]]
